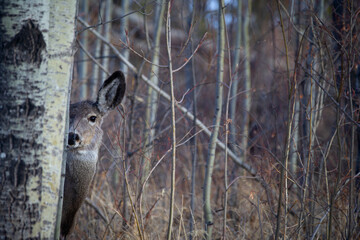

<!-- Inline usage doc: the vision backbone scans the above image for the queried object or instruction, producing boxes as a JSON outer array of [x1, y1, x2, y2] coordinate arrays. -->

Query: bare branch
[[77, 40, 110, 76], [77, 16, 259, 180], [173, 32, 207, 73]]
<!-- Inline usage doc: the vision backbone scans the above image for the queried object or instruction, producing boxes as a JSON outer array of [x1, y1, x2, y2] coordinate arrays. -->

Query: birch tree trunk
[[228, 0, 242, 224], [186, 2, 198, 239], [142, 0, 166, 181], [299, 1, 326, 236], [101, 0, 112, 80], [275, 0, 293, 238], [240, 0, 252, 164], [203, 0, 225, 238], [119, 0, 130, 75], [78, 0, 89, 99], [289, 0, 301, 178], [0, 0, 77, 239], [90, 2, 105, 99], [165, 2, 176, 238], [229, 0, 242, 154]]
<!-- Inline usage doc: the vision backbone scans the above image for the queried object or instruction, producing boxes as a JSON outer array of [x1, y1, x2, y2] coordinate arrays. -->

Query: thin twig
[[116, 38, 168, 68], [77, 40, 110, 76], [84, 198, 109, 225], [121, 116, 144, 240], [173, 32, 207, 73], [166, 1, 176, 239], [300, 65, 360, 128], [275, 0, 293, 238], [77, 10, 142, 35], [77, 16, 264, 187], [222, 0, 233, 236]]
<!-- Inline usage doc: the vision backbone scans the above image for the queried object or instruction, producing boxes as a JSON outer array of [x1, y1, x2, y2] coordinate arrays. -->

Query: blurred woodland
[[70, 0, 360, 239]]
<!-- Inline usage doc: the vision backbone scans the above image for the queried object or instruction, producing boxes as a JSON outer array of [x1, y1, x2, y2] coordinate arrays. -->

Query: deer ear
[[96, 71, 126, 115]]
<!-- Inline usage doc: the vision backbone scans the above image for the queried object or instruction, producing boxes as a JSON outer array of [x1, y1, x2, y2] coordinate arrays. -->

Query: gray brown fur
[[61, 71, 126, 238]]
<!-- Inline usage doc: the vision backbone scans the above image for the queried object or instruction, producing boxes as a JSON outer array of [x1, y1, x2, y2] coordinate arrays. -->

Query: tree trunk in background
[[101, 0, 112, 80], [185, 1, 198, 239], [299, 1, 326, 237], [165, 2, 176, 238], [0, 0, 77, 238], [119, 0, 130, 223], [89, 2, 105, 100], [229, 0, 242, 155], [119, 0, 130, 75], [78, 0, 89, 99], [274, 0, 293, 238], [228, 0, 242, 229], [289, 0, 301, 179], [142, 0, 166, 183], [352, 7, 360, 235], [301, 12, 316, 240], [120, 2, 130, 227], [345, 1, 357, 237], [240, 0, 252, 164], [328, 2, 345, 236], [203, 0, 225, 238]]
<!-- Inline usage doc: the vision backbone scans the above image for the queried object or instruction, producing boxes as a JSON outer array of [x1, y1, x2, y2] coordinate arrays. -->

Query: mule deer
[[60, 71, 126, 238]]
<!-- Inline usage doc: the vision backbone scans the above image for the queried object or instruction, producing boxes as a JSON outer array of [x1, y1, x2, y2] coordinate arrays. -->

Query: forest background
[[69, 0, 360, 239]]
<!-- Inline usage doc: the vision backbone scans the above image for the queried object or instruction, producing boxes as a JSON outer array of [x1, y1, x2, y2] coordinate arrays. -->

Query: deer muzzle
[[68, 132, 82, 148]]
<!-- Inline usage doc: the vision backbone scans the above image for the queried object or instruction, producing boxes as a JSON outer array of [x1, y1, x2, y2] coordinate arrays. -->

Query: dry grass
[[68, 0, 360, 238]]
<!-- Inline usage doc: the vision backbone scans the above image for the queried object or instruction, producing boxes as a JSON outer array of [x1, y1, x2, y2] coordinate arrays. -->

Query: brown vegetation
[[69, 0, 360, 239]]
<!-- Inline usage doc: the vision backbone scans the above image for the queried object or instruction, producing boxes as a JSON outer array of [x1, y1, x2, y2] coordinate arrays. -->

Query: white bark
[[0, 0, 77, 238], [229, 0, 242, 154], [89, 3, 105, 99], [119, 0, 130, 75], [165, 2, 176, 238], [101, 0, 112, 81], [78, 0, 89, 99], [187, 2, 198, 239], [228, 0, 242, 222], [142, 0, 166, 179], [203, 0, 225, 238], [241, 0, 252, 163]]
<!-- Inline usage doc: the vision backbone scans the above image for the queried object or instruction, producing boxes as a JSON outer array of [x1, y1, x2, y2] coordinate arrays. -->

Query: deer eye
[[89, 116, 97, 123]]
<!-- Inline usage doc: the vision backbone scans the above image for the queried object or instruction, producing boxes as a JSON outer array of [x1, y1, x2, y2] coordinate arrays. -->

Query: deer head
[[61, 71, 126, 239]]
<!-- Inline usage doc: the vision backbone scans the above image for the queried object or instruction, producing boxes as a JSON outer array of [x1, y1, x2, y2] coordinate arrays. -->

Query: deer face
[[67, 101, 103, 151], [66, 71, 126, 153], [61, 71, 126, 238]]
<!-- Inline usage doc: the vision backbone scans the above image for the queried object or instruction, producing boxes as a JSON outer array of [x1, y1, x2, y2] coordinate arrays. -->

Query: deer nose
[[68, 132, 80, 146]]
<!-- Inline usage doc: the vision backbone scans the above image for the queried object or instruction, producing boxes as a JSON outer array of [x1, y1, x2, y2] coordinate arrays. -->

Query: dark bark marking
[[0, 99, 45, 132], [4, 19, 46, 66], [57, 113, 63, 122], [10, 159, 26, 187]]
